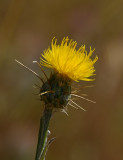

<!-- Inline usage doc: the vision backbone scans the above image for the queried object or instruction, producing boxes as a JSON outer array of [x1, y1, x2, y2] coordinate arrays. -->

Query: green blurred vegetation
[[0, 0, 123, 160]]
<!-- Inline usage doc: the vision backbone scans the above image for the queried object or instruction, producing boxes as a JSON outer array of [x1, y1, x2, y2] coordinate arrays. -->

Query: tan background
[[0, 0, 123, 160]]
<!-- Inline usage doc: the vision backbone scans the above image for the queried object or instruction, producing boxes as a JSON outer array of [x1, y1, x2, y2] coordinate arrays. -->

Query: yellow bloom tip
[[40, 37, 98, 82]]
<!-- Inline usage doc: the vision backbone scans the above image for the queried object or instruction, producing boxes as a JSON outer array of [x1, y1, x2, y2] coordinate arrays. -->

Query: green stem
[[35, 107, 53, 160]]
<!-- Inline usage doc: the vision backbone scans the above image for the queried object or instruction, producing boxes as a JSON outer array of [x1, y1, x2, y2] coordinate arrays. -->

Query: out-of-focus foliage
[[0, 0, 123, 160]]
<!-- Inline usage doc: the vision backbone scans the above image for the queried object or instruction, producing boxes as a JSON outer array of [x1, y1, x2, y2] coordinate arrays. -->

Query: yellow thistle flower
[[40, 37, 98, 81], [15, 37, 98, 160]]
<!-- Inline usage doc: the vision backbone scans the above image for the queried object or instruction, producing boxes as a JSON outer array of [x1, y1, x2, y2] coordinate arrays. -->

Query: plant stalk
[[35, 107, 53, 160]]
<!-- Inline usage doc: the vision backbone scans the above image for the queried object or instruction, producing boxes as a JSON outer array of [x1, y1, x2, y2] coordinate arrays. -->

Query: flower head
[[40, 37, 98, 81]]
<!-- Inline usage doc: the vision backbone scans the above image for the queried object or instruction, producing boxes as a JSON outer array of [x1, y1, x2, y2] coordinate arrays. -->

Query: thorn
[[15, 59, 44, 83], [70, 99, 86, 111], [68, 102, 78, 109], [33, 60, 48, 80], [71, 93, 96, 103], [61, 109, 69, 116], [39, 91, 53, 96]]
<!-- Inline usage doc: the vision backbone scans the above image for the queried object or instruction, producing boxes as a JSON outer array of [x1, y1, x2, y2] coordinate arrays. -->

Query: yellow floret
[[40, 37, 98, 81]]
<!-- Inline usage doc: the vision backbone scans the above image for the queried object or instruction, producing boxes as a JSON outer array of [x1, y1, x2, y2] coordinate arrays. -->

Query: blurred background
[[0, 0, 123, 160]]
